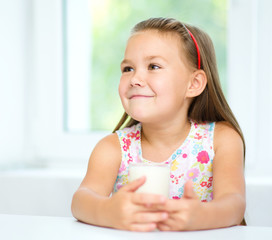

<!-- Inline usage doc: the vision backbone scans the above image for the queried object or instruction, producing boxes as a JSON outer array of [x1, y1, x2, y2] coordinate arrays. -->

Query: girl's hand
[[157, 180, 204, 231], [104, 176, 168, 231]]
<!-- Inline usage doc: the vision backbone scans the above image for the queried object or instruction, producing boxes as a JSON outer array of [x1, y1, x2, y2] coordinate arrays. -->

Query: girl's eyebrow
[[145, 55, 168, 63], [121, 55, 167, 65], [120, 59, 130, 66]]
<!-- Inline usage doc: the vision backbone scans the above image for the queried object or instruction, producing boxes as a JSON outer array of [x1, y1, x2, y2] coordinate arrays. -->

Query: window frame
[[28, 0, 107, 167], [227, 0, 272, 175]]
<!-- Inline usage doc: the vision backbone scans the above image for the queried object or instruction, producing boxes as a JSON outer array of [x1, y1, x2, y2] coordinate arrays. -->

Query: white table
[[0, 214, 272, 240]]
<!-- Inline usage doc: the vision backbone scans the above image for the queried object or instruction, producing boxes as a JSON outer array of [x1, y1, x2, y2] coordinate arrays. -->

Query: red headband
[[183, 25, 201, 69]]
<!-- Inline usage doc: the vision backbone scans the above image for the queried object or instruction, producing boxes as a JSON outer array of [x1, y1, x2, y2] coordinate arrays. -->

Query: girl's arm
[[71, 133, 168, 231], [157, 121, 245, 231], [205, 121, 245, 227]]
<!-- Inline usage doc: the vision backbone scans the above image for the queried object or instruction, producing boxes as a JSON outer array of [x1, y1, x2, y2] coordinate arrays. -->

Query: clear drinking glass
[[129, 163, 170, 198]]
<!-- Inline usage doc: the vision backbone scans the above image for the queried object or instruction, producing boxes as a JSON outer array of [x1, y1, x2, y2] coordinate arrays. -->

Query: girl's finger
[[157, 216, 177, 231], [183, 180, 198, 199], [129, 223, 157, 232], [157, 223, 171, 231], [156, 198, 190, 212], [133, 212, 168, 223], [120, 176, 146, 192], [132, 193, 167, 206]]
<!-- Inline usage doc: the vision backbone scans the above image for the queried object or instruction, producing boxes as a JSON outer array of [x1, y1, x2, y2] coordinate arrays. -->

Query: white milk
[[129, 163, 170, 198]]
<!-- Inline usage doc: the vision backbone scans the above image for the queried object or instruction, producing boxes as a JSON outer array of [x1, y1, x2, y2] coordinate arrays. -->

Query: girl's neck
[[140, 118, 191, 162]]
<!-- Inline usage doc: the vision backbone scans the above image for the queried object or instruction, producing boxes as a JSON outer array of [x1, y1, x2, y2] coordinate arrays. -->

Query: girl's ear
[[186, 70, 207, 98]]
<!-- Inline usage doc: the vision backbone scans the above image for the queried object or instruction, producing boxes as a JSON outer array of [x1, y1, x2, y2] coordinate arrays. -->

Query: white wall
[[0, 0, 31, 166], [0, 169, 83, 217]]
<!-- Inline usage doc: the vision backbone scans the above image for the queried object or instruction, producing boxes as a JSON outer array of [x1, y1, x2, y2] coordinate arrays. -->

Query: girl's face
[[119, 30, 193, 124]]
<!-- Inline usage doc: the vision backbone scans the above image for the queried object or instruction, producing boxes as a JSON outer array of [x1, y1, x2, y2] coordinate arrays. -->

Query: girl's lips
[[129, 95, 154, 99]]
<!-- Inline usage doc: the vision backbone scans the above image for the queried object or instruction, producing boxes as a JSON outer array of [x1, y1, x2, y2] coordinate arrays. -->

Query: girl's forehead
[[128, 30, 181, 44], [125, 30, 184, 61]]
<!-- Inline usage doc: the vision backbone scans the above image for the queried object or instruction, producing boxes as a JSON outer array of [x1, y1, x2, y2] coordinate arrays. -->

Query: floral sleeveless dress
[[113, 120, 215, 201]]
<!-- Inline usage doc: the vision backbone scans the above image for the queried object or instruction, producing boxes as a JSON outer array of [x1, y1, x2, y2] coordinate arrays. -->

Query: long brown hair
[[114, 17, 246, 225]]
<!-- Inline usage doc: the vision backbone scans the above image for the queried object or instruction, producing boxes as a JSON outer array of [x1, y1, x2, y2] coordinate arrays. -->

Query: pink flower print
[[118, 161, 126, 174], [127, 133, 133, 138], [186, 168, 200, 180], [182, 153, 187, 158], [200, 181, 207, 187], [172, 196, 180, 200], [171, 175, 182, 184], [126, 130, 140, 140], [173, 175, 182, 184], [127, 153, 133, 164], [197, 151, 210, 164], [207, 182, 212, 188], [208, 177, 213, 182], [194, 133, 202, 140], [135, 130, 140, 140], [122, 138, 131, 151]]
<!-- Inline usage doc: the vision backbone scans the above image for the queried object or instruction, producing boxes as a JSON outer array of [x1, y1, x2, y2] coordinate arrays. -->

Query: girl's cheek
[[118, 79, 125, 92], [118, 85, 127, 101]]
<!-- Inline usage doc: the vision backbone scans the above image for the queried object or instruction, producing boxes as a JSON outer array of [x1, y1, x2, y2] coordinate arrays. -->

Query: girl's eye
[[148, 64, 160, 70], [122, 66, 134, 72]]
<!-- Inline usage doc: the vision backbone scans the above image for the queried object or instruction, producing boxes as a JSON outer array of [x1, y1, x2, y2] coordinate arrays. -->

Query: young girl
[[71, 17, 246, 232]]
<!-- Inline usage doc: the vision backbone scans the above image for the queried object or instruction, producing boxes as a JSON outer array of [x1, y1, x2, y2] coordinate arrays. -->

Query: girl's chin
[[128, 114, 157, 123]]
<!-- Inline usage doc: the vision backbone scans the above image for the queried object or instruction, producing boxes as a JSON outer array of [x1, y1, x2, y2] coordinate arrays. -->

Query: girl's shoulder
[[95, 133, 121, 153], [90, 133, 122, 166], [214, 121, 243, 153], [214, 121, 239, 136], [93, 123, 140, 159]]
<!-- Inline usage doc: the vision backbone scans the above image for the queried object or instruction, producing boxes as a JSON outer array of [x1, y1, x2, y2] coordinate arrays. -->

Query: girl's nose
[[130, 72, 145, 87]]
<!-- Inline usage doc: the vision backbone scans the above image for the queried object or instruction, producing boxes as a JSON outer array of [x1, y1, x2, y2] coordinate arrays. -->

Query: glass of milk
[[129, 163, 170, 198]]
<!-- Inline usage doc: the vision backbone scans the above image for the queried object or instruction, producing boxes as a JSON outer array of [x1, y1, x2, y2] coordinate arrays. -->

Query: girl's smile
[[129, 95, 154, 99]]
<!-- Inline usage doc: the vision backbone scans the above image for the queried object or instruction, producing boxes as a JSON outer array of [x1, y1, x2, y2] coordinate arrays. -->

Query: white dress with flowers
[[113, 120, 215, 202]]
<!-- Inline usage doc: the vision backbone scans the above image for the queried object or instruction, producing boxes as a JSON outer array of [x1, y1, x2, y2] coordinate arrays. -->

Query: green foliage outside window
[[90, 0, 227, 130]]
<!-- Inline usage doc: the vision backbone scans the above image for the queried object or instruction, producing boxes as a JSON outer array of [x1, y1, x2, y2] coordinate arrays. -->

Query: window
[[6, 0, 270, 175], [29, 0, 228, 167], [228, 0, 272, 175]]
